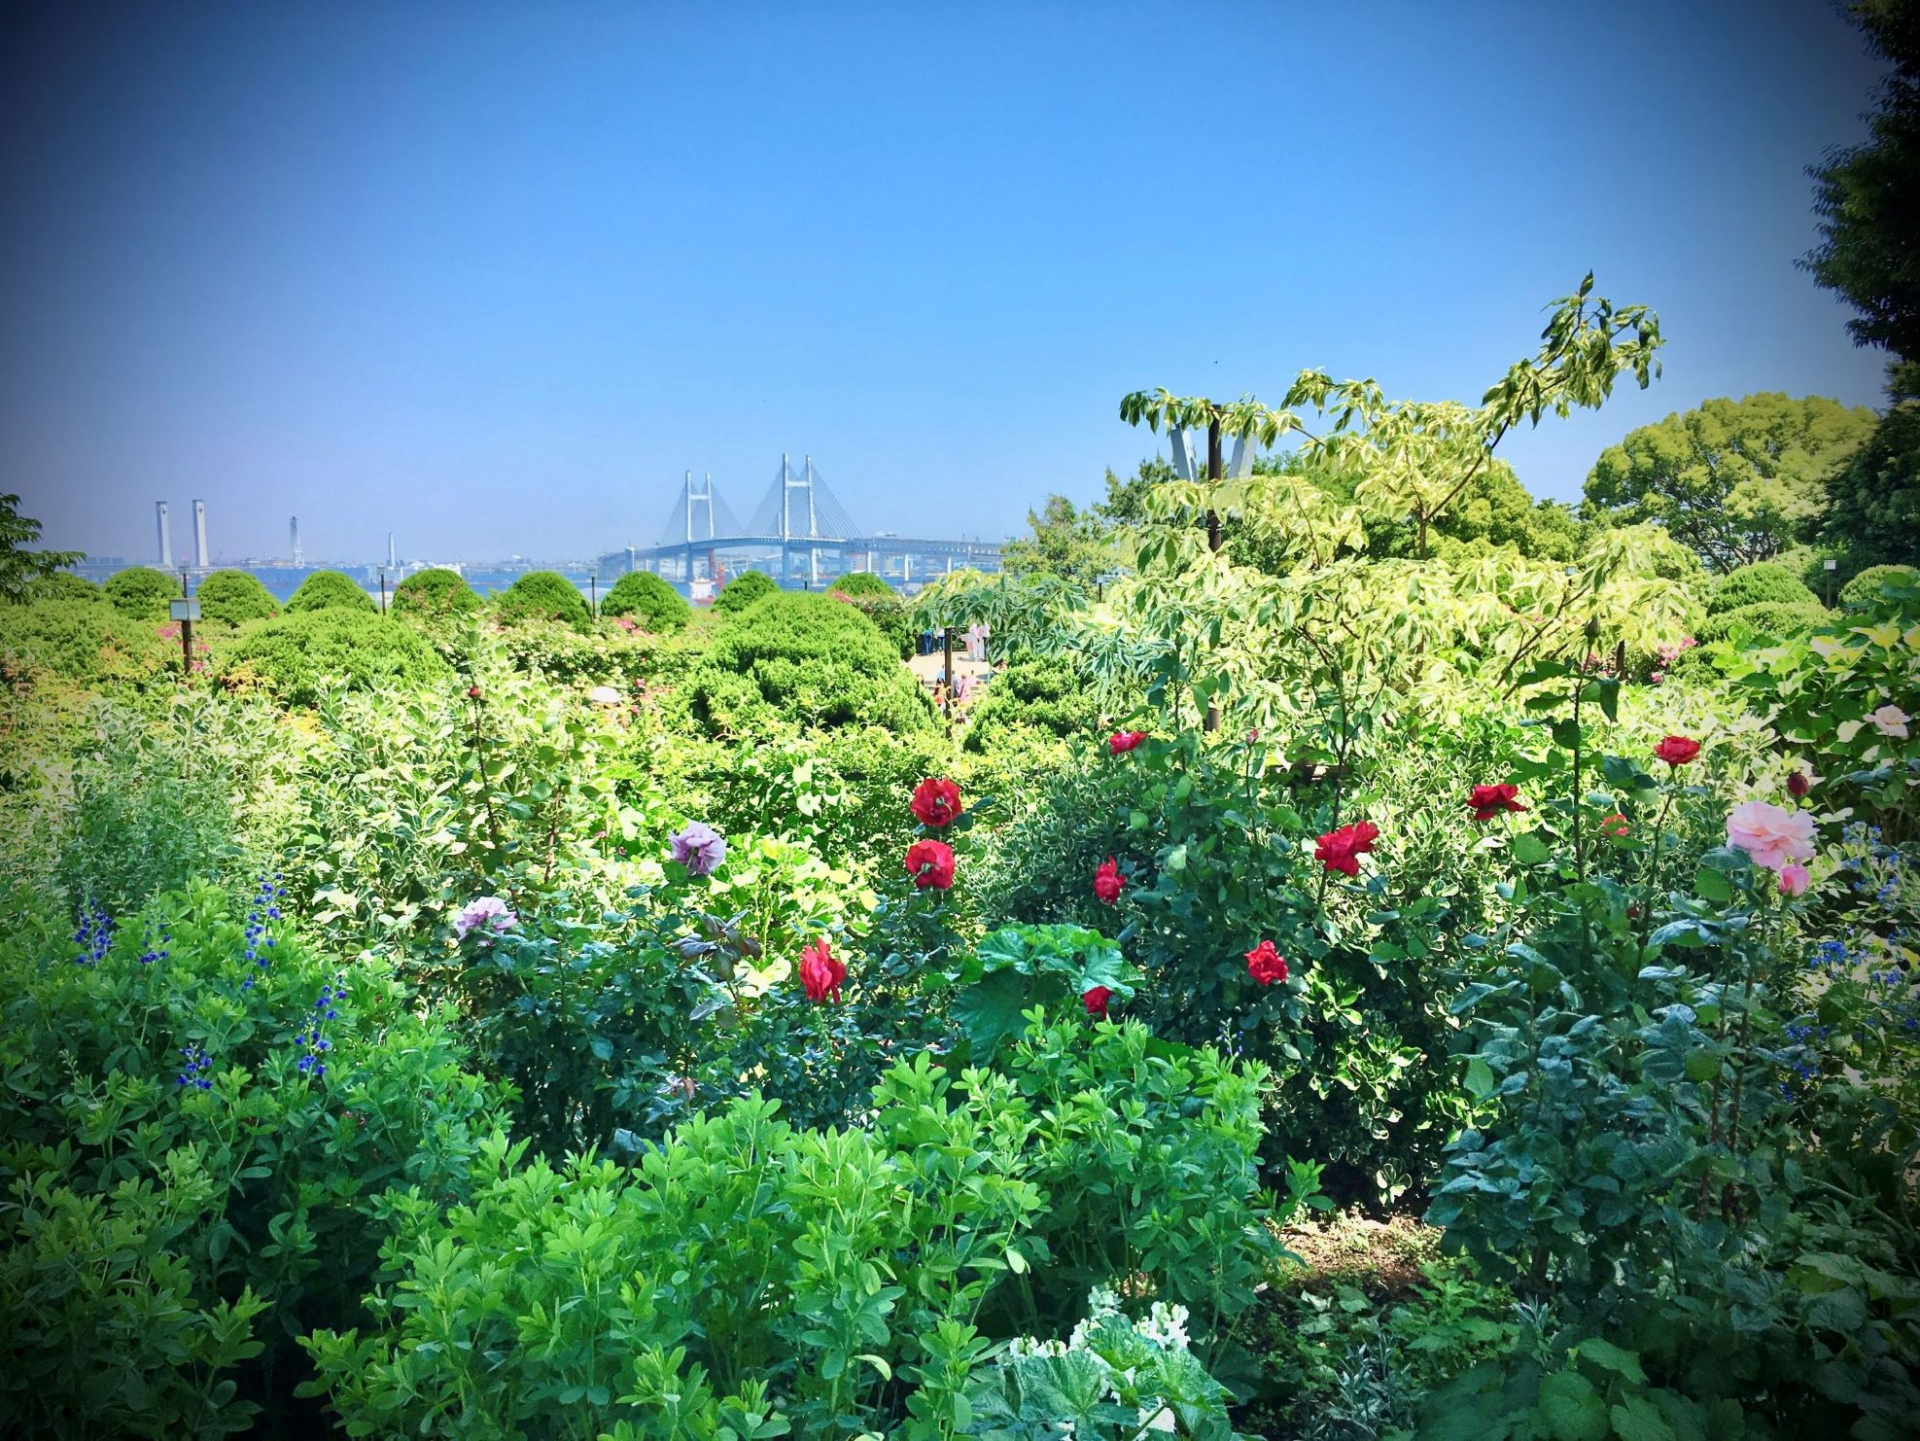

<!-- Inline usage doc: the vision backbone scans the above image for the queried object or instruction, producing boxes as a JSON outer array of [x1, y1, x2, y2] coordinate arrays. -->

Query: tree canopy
[[1803, 0, 1920, 399], [0, 495, 82, 605], [1581, 393, 1877, 572]]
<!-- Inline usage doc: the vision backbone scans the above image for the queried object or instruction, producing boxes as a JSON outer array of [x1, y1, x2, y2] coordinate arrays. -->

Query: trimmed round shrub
[[393, 567, 483, 621], [827, 570, 895, 599], [493, 571, 590, 627], [1697, 600, 1831, 645], [828, 587, 913, 659], [600, 571, 690, 632], [196, 569, 278, 626], [1840, 564, 1920, 610], [963, 654, 1101, 755], [712, 570, 778, 615], [103, 566, 182, 622], [1708, 562, 1817, 615], [683, 591, 933, 734], [25, 572, 102, 604], [217, 610, 450, 706], [1, 601, 170, 684], [285, 569, 375, 614]]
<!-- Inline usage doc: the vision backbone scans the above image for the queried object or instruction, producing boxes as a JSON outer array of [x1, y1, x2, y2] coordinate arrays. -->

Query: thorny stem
[[1636, 788, 1678, 964]]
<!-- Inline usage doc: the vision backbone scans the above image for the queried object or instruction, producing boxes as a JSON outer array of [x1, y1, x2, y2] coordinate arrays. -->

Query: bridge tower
[[779, 453, 824, 588], [683, 470, 718, 583]]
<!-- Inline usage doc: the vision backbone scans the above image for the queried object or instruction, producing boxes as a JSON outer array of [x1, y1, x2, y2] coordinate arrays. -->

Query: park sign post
[[169, 596, 200, 674]]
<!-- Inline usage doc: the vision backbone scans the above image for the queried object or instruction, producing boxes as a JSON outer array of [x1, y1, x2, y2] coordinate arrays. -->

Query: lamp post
[[1824, 557, 1838, 608], [378, 568, 388, 615]]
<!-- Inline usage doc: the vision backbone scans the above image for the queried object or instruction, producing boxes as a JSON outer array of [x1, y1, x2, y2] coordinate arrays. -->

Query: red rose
[[1466, 784, 1527, 823], [1108, 731, 1148, 756], [1092, 856, 1125, 904], [466, 685, 484, 700], [1245, 940, 1289, 986], [1314, 821, 1379, 877], [1601, 812, 1631, 839], [1082, 985, 1113, 1019], [798, 938, 846, 1004], [904, 839, 956, 890], [910, 777, 963, 828], [1786, 769, 1811, 799], [1654, 736, 1701, 767]]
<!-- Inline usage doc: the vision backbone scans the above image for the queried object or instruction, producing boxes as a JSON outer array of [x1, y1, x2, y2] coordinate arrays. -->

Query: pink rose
[[1725, 800, 1817, 873], [1777, 863, 1810, 898]]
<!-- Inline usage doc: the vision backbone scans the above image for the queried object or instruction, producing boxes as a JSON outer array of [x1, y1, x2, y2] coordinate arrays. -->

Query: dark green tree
[[1821, 400, 1920, 571], [1803, 0, 1920, 399], [0, 495, 82, 605]]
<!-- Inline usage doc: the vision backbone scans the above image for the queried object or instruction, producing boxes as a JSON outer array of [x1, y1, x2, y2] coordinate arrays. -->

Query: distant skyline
[[1, 0, 1895, 565]]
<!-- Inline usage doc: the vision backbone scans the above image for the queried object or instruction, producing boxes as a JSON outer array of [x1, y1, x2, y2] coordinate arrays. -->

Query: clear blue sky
[[0, 0, 1893, 565]]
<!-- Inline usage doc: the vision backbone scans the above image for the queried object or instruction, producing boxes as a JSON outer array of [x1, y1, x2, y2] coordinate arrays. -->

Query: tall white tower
[[290, 516, 302, 566], [192, 500, 209, 569], [387, 532, 396, 570], [155, 502, 172, 568]]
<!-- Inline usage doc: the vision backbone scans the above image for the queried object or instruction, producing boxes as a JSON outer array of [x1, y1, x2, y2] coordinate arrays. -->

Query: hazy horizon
[[3, 1, 1894, 564]]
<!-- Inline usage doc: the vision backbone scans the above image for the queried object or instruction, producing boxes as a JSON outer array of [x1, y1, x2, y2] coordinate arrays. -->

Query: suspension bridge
[[598, 456, 1003, 591]]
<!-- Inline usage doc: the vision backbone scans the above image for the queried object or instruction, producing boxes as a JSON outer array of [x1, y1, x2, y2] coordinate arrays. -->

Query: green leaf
[[1512, 832, 1550, 866], [1609, 1394, 1677, 1441], [1538, 1369, 1609, 1441], [1693, 867, 1732, 903], [1575, 1337, 1646, 1384], [1464, 1058, 1495, 1101], [1682, 1049, 1720, 1083]]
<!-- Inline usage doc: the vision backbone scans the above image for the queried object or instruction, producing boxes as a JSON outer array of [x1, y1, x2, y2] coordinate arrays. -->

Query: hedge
[[1, 601, 171, 684], [217, 611, 451, 706], [25, 573, 102, 604], [285, 570, 375, 614]]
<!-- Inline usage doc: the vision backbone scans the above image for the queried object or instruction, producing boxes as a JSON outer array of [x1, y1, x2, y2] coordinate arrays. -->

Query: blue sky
[[0, 0, 1893, 565]]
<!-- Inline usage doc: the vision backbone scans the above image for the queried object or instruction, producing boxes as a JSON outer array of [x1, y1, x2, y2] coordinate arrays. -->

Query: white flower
[[1869, 704, 1911, 739]]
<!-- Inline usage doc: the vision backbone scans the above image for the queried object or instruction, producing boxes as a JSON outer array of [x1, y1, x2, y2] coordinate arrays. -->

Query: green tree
[[1802, 0, 1920, 399], [1002, 495, 1116, 582], [0, 495, 81, 605], [1122, 274, 1664, 563], [1581, 393, 1877, 571]]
